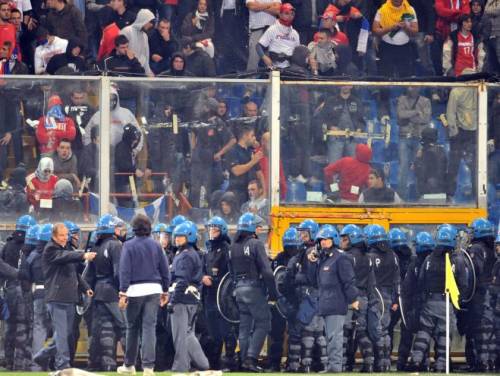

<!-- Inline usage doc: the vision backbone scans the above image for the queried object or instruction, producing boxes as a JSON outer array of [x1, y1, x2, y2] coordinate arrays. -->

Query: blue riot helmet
[[388, 228, 408, 249], [436, 224, 458, 239], [365, 224, 388, 246], [38, 223, 54, 243], [16, 215, 36, 232], [153, 222, 170, 247], [173, 221, 197, 244], [237, 212, 263, 233], [25, 225, 41, 246], [415, 231, 435, 253], [153, 223, 169, 234], [316, 224, 340, 247], [436, 225, 457, 248], [283, 227, 301, 247], [206, 216, 228, 240], [470, 218, 495, 239], [64, 220, 81, 248], [96, 214, 119, 236], [167, 215, 187, 234], [297, 219, 319, 242], [340, 224, 364, 246]]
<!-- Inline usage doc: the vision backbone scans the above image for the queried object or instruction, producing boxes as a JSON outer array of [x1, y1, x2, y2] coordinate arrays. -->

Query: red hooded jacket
[[26, 173, 59, 209], [323, 143, 372, 202], [97, 22, 120, 61], [36, 115, 76, 155], [435, 0, 470, 40]]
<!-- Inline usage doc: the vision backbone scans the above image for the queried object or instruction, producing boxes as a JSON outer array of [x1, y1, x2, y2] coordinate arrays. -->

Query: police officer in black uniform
[[228, 212, 278, 372], [397, 231, 435, 371], [266, 226, 301, 371], [410, 225, 468, 372], [463, 218, 497, 371], [85, 214, 126, 371], [340, 224, 378, 373], [0, 214, 36, 371], [201, 216, 237, 370], [365, 224, 400, 372]]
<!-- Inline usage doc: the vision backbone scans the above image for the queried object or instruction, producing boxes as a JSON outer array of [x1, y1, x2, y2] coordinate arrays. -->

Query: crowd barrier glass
[[0, 76, 101, 225], [280, 82, 481, 208]]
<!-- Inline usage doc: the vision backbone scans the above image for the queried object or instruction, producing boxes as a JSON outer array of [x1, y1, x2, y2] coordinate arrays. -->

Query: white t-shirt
[[375, 7, 417, 46], [246, 0, 281, 30], [259, 21, 300, 55], [34, 37, 68, 74]]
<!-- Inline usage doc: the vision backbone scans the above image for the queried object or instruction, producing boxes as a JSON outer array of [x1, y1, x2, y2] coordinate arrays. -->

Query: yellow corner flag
[[445, 253, 460, 310]]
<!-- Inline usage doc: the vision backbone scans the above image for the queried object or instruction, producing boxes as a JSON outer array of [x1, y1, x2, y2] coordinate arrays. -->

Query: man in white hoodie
[[120, 8, 155, 76], [34, 25, 68, 75]]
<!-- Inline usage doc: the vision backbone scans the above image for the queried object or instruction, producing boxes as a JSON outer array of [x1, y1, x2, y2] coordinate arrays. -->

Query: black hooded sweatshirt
[[159, 52, 193, 76], [46, 39, 87, 75], [115, 125, 141, 188]]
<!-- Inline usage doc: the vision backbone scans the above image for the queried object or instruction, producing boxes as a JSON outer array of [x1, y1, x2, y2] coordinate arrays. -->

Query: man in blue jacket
[[117, 214, 170, 376], [308, 224, 359, 373]]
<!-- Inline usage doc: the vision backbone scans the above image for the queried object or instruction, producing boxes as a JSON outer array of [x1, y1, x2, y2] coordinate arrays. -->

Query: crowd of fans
[[0, 0, 498, 77], [0, 0, 499, 224]]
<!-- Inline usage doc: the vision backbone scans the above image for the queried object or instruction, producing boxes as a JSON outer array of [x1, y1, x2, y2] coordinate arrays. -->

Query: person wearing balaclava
[[48, 178, 83, 222], [26, 157, 59, 211], [84, 85, 142, 153], [257, 3, 300, 69], [36, 95, 77, 157], [114, 123, 144, 208]]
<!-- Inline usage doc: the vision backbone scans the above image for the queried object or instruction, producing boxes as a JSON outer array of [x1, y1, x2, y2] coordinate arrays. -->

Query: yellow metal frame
[[269, 205, 487, 254]]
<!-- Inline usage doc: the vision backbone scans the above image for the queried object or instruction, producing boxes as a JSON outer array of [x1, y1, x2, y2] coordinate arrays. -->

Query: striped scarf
[[378, 0, 414, 29]]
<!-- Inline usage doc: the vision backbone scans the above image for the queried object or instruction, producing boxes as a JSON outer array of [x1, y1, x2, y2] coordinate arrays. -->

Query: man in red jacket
[[36, 95, 76, 156], [433, 0, 470, 75], [323, 143, 372, 202]]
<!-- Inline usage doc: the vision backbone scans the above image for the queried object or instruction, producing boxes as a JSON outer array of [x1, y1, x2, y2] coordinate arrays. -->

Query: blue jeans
[[327, 137, 356, 164], [398, 137, 419, 200], [31, 297, 52, 370], [38, 302, 75, 370], [124, 294, 160, 369], [234, 283, 271, 360], [323, 314, 345, 372]]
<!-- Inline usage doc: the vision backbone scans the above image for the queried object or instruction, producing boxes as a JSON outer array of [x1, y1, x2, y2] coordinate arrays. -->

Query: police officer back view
[[85, 214, 126, 371], [409, 225, 467, 372], [229, 212, 278, 372], [398, 231, 435, 371], [0, 214, 36, 371], [202, 217, 237, 370], [463, 218, 497, 371], [340, 224, 377, 373], [365, 224, 400, 372]]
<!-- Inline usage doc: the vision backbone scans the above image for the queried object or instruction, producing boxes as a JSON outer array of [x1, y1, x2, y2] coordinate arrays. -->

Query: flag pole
[[445, 290, 450, 375]]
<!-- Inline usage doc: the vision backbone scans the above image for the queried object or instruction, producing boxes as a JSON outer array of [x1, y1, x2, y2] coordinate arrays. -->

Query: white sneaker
[[143, 368, 155, 376], [117, 364, 137, 374]]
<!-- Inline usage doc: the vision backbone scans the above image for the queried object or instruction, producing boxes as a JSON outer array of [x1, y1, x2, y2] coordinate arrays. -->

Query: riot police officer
[[365, 224, 400, 372], [0, 214, 36, 370], [463, 218, 497, 371], [387, 228, 412, 364], [64, 221, 82, 251], [23, 223, 52, 371], [85, 214, 126, 371], [410, 225, 468, 372], [170, 221, 209, 372], [340, 224, 377, 372], [228, 212, 278, 372], [202, 216, 237, 370], [398, 231, 435, 371], [267, 227, 301, 372], [308, 224, 359, 373]]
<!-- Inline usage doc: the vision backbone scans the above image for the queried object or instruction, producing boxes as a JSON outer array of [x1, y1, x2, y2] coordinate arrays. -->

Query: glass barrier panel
[[487, 84, 500, 226], [107, 78, 271, 226], [0, 76, 100, 225], [280, 82, 480, 208]]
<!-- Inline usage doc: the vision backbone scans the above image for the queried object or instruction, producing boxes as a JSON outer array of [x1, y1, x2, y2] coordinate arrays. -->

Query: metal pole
[[270, 70, 281, 208], [477, 82, 488, 209], [99, 77, 111, 216], [446, 291, 450, 375]]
